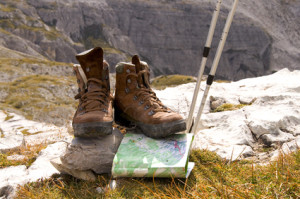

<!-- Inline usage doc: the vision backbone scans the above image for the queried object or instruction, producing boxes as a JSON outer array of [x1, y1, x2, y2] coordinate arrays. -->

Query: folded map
[[112, 132, 194, 178]]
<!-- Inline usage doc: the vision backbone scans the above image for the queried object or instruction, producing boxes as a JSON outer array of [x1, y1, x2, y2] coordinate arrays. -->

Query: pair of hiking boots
[[72, 47, 186, 139]]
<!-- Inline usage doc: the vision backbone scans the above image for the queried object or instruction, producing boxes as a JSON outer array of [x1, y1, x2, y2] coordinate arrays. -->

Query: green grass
[[0, 57, 72, 66], [213, 103, 248, 112], [151, 75, 196, 90], [0, 19, 16, 29], [21, 129, 43, 136], [0, 144, 47, 168], [18, 24, 62, 41], [4, 113, 14, 121], [15, 149, 300, 198], [0, 3, 15, 12], [0, 128, 4, 138]]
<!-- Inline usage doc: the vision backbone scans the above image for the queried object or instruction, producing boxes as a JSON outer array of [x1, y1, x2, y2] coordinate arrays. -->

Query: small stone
[[95, 180, 117, 194], [61, 129, 123, 175], [96, 187, 105, 194], [50, 158, 96, 181], [109, 180, 117, 190], [0, 185, 14, 199], [209, 96, 226, 111], [239, 97, 256, 105]]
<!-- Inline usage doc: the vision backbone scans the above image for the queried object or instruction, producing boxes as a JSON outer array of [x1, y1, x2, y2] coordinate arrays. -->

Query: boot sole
[[114, 109, 186, 139], [73, 121, 113, 137]]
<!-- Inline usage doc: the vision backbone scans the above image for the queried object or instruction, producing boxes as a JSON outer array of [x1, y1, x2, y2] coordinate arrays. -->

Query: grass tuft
[[0, 128, 4, 138], [4, 114, 14, 121], [151, 75, 196, 90], [0, 143, 47, 168], [213, 103, 248, 112]]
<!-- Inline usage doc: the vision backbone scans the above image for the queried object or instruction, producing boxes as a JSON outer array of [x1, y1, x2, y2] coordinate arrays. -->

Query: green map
[[112, 133, 194, 178]]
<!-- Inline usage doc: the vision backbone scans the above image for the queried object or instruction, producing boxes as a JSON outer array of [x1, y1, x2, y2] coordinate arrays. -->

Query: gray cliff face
[[1, 0, 299, 80]]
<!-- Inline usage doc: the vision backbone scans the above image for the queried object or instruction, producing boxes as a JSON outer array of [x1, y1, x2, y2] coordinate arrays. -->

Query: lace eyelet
[[127, 79, 131, 83], [133, 96, 138, 100], [144, 105, 150, 110], [139, 101, 144, 105], [86, 67, 90, 72], [126, 69, 130, 73], [148, 110, 155, 116], [125, 88, 130, 93]]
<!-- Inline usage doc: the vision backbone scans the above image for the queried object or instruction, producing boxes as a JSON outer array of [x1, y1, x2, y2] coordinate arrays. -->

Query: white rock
[[270, 136, 300, 161], [0, 166, 28, 198], [61, 129, 123, 174], [245, 97, 300, 146], [281, 137, 300, 155], [0, 142, 68, 198], [156, 69, 300, 160], [27, 142, 68, 182], [192, 110, 255, 160], [0, 130, 25, 153], [0, 110, 72, 146]]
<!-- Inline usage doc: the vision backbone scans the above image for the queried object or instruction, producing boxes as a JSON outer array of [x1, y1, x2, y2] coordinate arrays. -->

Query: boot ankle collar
[[116, 62, 136, 74]]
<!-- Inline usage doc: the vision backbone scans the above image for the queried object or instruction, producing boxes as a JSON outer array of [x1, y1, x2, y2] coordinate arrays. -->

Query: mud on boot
[[114, 55, 186, 138], [72, 47, 113, 137]]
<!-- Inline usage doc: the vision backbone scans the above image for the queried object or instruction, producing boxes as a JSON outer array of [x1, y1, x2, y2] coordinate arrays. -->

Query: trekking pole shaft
[[211, 0, 239, 76], [191, 85, 211, 134], [192, 0, 239, 134], [186, 0, 222, 132]]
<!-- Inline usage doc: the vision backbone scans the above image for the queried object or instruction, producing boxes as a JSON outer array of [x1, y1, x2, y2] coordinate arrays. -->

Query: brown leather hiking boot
[[114, 55, 186, 138], [72, 47, 113, 137]]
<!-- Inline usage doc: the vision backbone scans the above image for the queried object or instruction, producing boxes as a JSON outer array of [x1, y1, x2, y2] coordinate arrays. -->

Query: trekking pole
[[186, 0, 223, 132], [191, 0, 239, 134]]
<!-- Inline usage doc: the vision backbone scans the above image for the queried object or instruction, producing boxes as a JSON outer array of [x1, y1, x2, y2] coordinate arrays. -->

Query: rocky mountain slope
[[0, 45, 76, 126], [0, 0, 299, 80]]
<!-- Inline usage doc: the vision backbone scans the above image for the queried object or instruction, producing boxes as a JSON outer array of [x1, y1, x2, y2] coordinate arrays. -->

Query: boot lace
[[75, 78, 110, 113], [126, 70, 169, 114]]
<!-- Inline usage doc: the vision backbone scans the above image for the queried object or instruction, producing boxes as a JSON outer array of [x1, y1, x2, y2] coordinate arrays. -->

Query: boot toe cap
[[73, 111, 113, 123]]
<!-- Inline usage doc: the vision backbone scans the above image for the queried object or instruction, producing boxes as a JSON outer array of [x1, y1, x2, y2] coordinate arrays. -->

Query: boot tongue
[[76, 47, 104, 80], [87, 81, 100, 91], [132, 55, 150, 88], [87, 78, 108, 92]]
